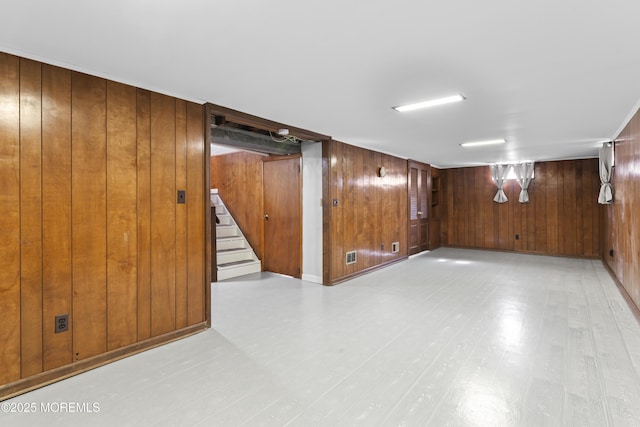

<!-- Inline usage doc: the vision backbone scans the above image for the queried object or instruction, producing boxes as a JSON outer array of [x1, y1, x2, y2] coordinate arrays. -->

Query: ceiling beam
[[207, 103, 331, 143], [211, 125, 301, 155]]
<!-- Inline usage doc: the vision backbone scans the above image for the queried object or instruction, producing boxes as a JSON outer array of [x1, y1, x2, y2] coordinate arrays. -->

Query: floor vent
[[346, 251, 357, 265]]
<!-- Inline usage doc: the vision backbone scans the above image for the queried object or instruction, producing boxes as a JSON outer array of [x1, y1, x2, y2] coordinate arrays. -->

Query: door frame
[[407, 159, 430, 256]]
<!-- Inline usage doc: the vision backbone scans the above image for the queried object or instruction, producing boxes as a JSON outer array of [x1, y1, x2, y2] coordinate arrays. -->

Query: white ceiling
[[3, 0, 640, 167]]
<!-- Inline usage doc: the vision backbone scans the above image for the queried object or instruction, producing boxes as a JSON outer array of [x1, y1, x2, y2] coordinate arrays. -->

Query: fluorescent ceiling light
[[460, 138, 507, 147], [393, 94, 465, 112]]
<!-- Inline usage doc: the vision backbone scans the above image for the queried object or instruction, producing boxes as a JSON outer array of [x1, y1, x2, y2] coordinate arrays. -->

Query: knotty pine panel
[[150, 93, 177, 337], [0, 53, 21, 384], [106, 81, 138, 350], [71, 72, 108, 361], [0, 52, 208, 398], [19, 58, 44, 377], [323, 140, 407, 284], [210, 151, 265, 260], [442, 159, 601, 258], [42, 64, 73, 371], [606, 108, 640, 309]]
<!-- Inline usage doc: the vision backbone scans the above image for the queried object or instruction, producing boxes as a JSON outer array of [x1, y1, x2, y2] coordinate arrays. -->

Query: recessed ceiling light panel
[[393, 94, 465, 112], [460, 138, 507, 147]]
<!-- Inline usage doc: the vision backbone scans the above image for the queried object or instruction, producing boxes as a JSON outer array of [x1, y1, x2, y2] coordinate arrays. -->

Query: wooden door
[[263, 157, 302, 278], [408, 160, 429, 255]]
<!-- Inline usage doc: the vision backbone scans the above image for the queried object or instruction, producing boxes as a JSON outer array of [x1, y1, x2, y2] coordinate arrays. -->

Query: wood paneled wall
[[210, 151, 265, 260], [323, 140, 408, 284], [441, 159, 601, 257], [0, 52, 207, 395], [605, 110, 640, 309]]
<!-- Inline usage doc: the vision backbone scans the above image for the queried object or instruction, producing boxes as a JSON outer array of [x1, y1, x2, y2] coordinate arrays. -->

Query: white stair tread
[[218, 259, 261, 269], [213, 192, 261, 281], [217, 248, 251, 254], [217, 236, 244, 242]]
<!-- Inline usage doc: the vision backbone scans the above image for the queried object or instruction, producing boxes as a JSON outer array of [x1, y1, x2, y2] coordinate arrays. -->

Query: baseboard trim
[[301, 274, 323, 284], [441, 245, 601, 260], [0, 322, 208, 401], [327, 256, 408, 286], [602, 260, 640, 325]]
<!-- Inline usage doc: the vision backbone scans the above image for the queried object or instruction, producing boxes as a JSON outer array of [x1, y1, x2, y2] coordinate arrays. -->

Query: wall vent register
[[392, 242, 400, 253], [346, 251, 357, 265]]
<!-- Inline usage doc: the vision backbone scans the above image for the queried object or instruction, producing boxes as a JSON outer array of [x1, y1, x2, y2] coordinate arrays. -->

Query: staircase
[[211, 189, 262, 281]]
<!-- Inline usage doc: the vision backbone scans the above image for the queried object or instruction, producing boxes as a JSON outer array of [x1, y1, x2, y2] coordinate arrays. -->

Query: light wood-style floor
[[4, 248, 640, 426]]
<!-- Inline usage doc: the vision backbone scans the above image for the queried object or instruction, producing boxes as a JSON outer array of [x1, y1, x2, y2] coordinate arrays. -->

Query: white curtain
[[490, 164, 511, 203], [598, 144, 614, 204], [514, 162, 535, 203]]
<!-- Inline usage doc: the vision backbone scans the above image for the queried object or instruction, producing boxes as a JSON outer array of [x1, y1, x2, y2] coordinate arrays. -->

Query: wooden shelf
[[431, 172, 441, 220]]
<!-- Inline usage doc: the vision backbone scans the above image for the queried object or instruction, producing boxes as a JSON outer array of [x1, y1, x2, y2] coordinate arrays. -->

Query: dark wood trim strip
[[0, 323, 207, 401], [602, 260, 640, 325], [204, 103, 213, 326], [326, 256, 408, 286], [321, 140, 332, 285], [441, 245, 601, 260]]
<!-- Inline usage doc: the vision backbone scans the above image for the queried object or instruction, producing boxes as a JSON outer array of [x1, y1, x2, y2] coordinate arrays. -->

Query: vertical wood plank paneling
[[526, 177, 537, 252], [590, 159, 601, 257], [442, 160, 600, 258], [513, 181, 523, 251], [354, 146, 365, 270], [482, 169, 494, 249], [136, 89, 152, 341], [323, 140, 408, 283], [334, 140, 344, 278], [534, 163, 548, 253], [441, 170, 452, 245], [364, 151, 372, 264], [150, 93, 176, 337], [560, 161, 576, 255], [452, 169, 464, 246], [0, 52, 208, 397], [372, 150, 382, 266], [546, 162, 559, 254], [473, 167, 484, 248], [71, 72, 107, 361], [186, 102, 205, 325], [464, 168, 475, 247], [606, 108, 640, 310], [42, 64, 73, 371], [19, 58, 43, 377], [633, 119, 640, 306], [175, 99, 188, 329], [0, 53, 21, 383], [497, 181, 511, 250], [106, 81, 138, 350], [575, 160, 585, 255], [210, 151, 264, 260], [343, 143, 355, 276]]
